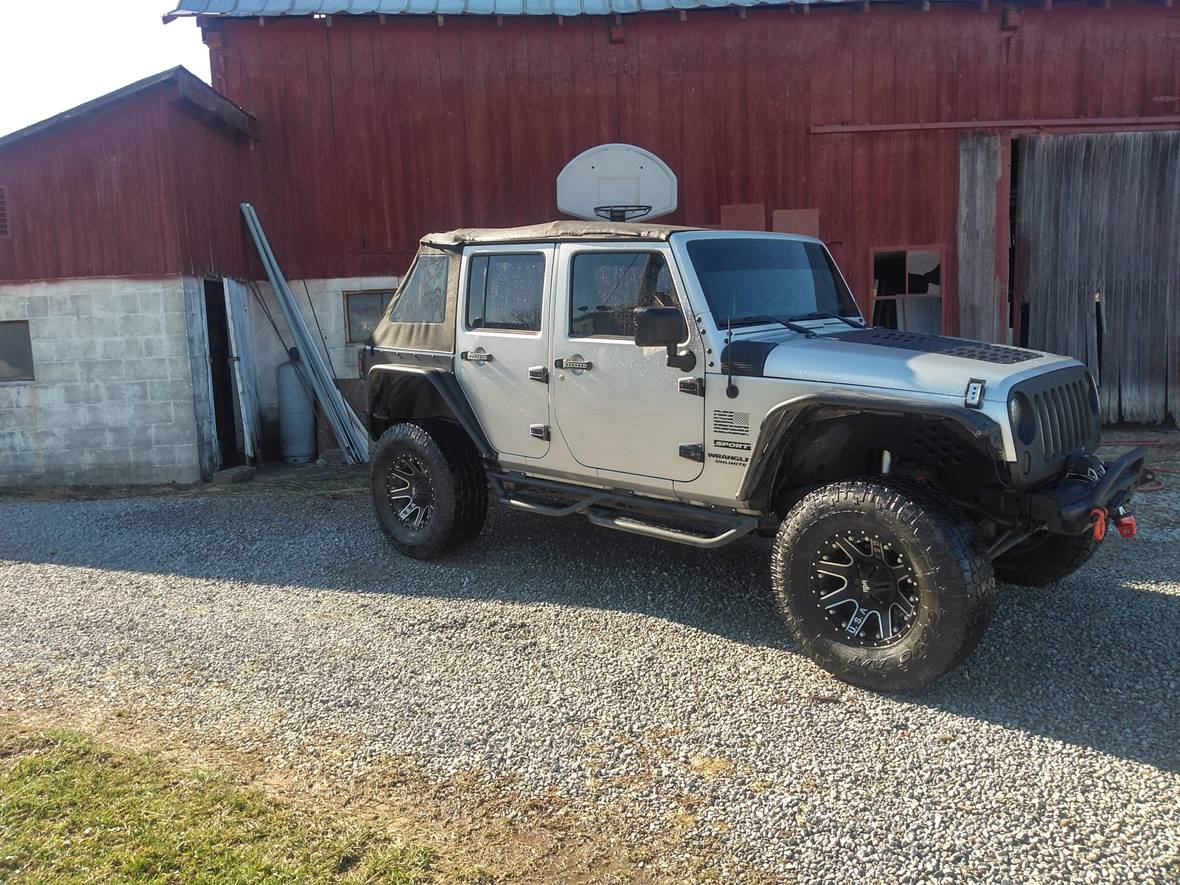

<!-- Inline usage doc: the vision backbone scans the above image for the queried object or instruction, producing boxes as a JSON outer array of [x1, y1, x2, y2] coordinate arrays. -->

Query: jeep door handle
[[554, 358, 592, 371], [460, 350, 493, 363]]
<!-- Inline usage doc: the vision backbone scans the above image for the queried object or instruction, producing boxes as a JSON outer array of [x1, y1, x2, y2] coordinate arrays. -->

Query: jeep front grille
[[1033, 377, 1095, 460]]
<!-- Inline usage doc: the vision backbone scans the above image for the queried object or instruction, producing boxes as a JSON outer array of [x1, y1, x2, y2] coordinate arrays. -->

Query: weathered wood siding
[[0, 85, 253, 282], [206, 5, 1180, 329], [957, 134, 1002, 343], [1018, 131, 1180, 424]]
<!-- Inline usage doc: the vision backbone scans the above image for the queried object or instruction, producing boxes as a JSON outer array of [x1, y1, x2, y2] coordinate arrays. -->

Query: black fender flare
[[736, 391, 1006, 506], [366, 362, 496, 460]]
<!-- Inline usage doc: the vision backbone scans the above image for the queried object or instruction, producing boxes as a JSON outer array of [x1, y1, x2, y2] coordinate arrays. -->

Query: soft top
[[421, 220, 701, 249]]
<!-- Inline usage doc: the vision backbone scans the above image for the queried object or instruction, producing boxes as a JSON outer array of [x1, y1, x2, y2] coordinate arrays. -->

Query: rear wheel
[[371, 420, 487, 560], [993, 530, 1099, 587], [771, 479, 995, 692]]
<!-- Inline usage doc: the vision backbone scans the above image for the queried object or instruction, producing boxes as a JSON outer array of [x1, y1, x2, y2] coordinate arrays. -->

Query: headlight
[[1009, 392, 1037, 445]]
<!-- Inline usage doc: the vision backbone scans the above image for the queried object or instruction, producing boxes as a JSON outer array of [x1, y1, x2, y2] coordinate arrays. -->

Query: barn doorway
[[1013, 131, 1180, 425], [203, 279, 243, 468]]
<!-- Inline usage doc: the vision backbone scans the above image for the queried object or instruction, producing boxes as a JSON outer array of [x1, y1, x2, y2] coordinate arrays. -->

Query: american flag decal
[[713, 410, 750, 437]]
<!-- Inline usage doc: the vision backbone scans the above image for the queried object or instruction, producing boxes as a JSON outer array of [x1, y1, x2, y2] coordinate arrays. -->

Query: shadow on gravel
[[2, 489, 1178, 773]]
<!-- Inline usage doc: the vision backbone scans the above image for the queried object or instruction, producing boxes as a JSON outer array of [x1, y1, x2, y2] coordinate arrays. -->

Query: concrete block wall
[[248, 276, 398, 450], [0, 276, 206, 487]]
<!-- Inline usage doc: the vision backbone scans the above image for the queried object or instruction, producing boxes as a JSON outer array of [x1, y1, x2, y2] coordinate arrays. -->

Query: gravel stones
[[1, 456, 1178, 882]]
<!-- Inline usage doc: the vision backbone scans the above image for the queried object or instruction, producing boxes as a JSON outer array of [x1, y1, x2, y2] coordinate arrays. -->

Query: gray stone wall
[[0, 276, 205, 487]]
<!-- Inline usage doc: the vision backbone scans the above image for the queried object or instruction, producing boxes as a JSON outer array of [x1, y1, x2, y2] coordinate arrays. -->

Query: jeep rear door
[[455, 245, 554, 459], [550, 243, 705, 482]]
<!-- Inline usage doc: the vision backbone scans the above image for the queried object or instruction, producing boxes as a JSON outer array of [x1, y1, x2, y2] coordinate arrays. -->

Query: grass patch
[[0, 723, 484, 884]]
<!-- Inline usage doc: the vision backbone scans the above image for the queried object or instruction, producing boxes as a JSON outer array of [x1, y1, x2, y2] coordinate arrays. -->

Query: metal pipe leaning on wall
[[240, 203, 372, 464]]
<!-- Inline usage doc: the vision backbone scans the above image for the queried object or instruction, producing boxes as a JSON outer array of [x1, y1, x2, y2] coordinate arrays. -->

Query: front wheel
[[771, 479, 995, 692]]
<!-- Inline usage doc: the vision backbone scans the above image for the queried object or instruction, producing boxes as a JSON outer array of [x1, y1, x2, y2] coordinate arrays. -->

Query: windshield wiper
[[786, 310, 866, 329], [727, 315, 819, 339]]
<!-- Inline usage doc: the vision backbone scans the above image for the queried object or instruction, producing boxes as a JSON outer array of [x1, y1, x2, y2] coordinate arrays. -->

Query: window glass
[[467, 253, 545, 332], [0, 320, 34, 381], [386, 255, 448, 324], [872, 248, 942, 334], [569, 252, 678, 338], [345, 291, 393, 343], [685, 238, 859, 325]]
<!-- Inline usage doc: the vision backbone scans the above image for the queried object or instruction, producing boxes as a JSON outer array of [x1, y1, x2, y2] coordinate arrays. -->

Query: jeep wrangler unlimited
[[360, 221, 1145, 691]]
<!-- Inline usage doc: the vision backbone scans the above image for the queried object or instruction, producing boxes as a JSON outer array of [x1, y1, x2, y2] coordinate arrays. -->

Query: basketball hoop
[[557, 144, 677, 222], [594, 205, 654, 222]]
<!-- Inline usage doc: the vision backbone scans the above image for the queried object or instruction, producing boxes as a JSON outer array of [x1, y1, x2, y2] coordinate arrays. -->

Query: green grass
[[0, 723, 479, 884]]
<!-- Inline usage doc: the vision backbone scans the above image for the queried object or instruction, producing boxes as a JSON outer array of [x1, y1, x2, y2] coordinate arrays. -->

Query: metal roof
[[166, 0, 842, 18], [0, 67, 259, 151]]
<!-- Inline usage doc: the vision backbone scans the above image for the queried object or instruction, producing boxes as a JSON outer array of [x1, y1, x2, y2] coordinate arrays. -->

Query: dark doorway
[[203, 280, 241, 468]]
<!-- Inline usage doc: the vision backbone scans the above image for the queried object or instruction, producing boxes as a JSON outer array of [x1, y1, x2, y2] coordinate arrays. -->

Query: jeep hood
[[728, 325, 1078, 402]]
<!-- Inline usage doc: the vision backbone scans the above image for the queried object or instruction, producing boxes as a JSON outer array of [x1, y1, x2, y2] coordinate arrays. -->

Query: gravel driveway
[[2, 439, 1178, 883]]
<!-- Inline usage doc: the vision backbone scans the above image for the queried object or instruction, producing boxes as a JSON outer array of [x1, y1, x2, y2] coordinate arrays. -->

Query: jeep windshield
[[684, 237, 860, 328]]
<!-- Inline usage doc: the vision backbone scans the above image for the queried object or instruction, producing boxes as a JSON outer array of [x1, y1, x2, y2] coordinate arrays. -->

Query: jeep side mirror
[[634, 306, 696, 372], [635, 307, 687, 347]]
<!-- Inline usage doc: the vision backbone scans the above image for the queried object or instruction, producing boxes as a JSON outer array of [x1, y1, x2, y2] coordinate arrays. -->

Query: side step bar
[[487, 471, 758, 549]]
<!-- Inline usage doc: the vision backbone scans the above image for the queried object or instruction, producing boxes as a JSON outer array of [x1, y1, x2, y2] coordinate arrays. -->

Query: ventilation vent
[[0, 188, 8, 238], [834, 327, 1039, 365]]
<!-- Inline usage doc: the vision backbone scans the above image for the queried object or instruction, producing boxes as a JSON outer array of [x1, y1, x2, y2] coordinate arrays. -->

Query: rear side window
[[386, 255, 448, 325], [569, 252, 677, 338], [466, 253, 545, 332]]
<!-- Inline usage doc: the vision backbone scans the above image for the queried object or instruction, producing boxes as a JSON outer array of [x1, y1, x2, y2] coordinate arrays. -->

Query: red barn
[[1, 0, 1178, 485]]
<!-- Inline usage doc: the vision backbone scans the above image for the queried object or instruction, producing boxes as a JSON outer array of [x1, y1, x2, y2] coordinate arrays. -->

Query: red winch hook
[[1089, 507, 1107, 542]]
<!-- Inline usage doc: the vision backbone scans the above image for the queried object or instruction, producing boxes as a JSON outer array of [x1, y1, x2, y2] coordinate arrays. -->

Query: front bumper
[[1028, 447, 1148, 535]]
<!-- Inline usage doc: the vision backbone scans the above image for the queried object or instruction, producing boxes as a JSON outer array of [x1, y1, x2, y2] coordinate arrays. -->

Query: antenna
[[726, 288, 739, 399]]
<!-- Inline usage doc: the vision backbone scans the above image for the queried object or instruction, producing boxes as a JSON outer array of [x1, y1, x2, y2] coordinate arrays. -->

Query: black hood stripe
[[720, 341, 778, 377], [831, 328, 1039, 365]]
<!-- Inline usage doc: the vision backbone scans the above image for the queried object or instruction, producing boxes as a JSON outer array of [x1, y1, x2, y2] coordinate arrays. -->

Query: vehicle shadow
[[2, 490, 1177, 773]]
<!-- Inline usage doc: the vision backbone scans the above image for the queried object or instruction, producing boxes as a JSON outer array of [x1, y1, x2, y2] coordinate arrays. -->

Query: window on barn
[[569, 252, 678, 338], [0, 187, 9, 238], [871, 248, 943, 334], [0, 321, 34, 381], [466, 253, 545, 332], [386, 255, 448, 325], [344, 290, 394, 343]]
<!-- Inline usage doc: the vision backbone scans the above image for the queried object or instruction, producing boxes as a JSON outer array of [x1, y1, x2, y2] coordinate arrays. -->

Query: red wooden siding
[[0, 84, 253, 282], [203, 5, 1179, 327]]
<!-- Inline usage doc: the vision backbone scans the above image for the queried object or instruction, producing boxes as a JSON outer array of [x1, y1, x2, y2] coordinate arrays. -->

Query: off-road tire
[[993, 530, 1099, 588], [371, 420, 487, 560], [771, 478, 995, 692]]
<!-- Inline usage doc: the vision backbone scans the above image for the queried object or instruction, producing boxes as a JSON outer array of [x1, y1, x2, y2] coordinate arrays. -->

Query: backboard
[[556, 144, 678, 222]]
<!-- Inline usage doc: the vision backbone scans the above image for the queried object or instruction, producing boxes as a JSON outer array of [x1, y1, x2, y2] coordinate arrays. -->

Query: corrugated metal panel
[[168, 0, 896, 17]]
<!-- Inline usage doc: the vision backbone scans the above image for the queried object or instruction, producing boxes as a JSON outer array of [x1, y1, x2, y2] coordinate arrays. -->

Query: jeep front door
[[551, 244, 704, 482], [455, 245, 554, 459]]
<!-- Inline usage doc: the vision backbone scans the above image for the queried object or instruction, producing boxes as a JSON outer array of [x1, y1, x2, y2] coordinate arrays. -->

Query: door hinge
[[528, 365, 549, 383], [678, 443, 704, 462], [530, 424, 551, 441], [678, 377, 705, 397]]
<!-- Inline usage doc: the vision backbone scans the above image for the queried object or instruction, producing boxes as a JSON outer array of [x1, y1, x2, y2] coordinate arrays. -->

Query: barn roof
[[0, 67, 259, 151], [166, 0, 871, 18]]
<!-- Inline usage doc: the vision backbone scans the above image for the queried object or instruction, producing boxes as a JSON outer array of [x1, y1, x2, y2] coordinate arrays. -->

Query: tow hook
[[1114, 506, 1137, 539], [1089, 507, 1108, 542]]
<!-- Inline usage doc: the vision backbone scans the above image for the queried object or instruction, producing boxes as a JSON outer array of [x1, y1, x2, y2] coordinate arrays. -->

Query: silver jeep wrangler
[[361, 221, 1145, 691]]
